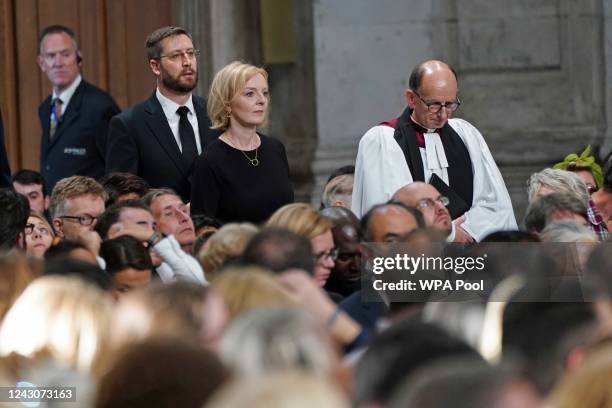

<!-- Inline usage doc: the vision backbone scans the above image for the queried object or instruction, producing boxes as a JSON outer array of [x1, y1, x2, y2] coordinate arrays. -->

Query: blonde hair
[[0, 276, 113, 375], [267, 203, 332, 240], [211, 266, 293, 320], [199, 223, 259, 277], [49, 175, 108, 219], [206, 371, 349, 408], [208, 61, 269, 130], [28, 212, 55, 237]]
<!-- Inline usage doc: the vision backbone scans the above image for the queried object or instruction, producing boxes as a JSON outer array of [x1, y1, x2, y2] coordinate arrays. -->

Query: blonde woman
[[0, 275, 113, 376], [24, 212, 55, 258], [190, 61, 293, 223], [267, 203, 336, 286]]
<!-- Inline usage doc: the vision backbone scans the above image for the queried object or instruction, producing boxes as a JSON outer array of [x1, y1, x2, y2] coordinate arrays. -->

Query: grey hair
[[540, 221, 597, 243], [527, 168, 589, 205], [321, 174, 354, 208], [141, 188, 179, 208], [220, 307, 334, 378]]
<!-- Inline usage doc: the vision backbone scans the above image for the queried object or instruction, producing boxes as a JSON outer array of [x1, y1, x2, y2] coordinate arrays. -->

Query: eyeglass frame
[[413, 91, 461, 113], [416, 196, 450, 210], [313, 247, 339, 264], [59, 214, 98, 226], [24, 223, 52, 236], [155, 49, 200, 63]]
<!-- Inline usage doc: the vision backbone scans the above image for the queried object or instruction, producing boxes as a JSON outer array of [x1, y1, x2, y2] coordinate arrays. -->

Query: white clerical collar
[[52, 74, 82, 105], [156, 88, 195, 120]]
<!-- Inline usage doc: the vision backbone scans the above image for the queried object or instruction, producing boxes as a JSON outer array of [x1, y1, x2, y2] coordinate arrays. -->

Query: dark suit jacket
[[0, 111, 11, 188], [105, 93, 220, 201], [39, 80, 120, 192]]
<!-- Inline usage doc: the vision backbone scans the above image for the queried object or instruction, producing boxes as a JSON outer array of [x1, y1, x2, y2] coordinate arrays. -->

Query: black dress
[[190, 134, 294, 224]]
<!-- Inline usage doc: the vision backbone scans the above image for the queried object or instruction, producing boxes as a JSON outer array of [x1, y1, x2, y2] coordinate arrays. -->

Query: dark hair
[[99, 173, 149, 206], [326, 165, 355, 184], [354, 321, 482, 405], [96, 338, 227, 408], [321, 206, 362, 236], [361, 201, 425, 241], [95, 199, 151, 240], [408, 61, 458, 92], [38, 25, 77, 53], [100, 236, 153, 275], [44, 256, 112, 290], [503, 301, 597, 393], [45, 240, 89, 259], [0, 188, 29, 250], [240, 228, 315, 274], [192, 214, 223, 233], [145, 26, 192, 60], [523, 192, 588, 233], [12, 169, 47, 196], [481, 230, 540, 242]]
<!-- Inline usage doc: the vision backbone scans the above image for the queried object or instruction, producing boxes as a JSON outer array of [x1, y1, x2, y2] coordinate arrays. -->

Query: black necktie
[[176, 106, 198, 166]]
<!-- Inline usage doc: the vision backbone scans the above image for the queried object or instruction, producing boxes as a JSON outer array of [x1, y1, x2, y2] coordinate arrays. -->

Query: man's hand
[[77, 229, 102, 256], [453, 216, 474, 243], [108, 221, 154, 242]]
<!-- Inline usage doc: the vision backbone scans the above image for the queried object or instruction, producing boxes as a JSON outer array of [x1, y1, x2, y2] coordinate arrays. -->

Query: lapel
[[394, 108, 425, 182], [193, 96, 210, 149], [40, 95, 52, 155], [439, 122, 474, 206], [144, 93, 188, 174], [47, 81, 85, 150]]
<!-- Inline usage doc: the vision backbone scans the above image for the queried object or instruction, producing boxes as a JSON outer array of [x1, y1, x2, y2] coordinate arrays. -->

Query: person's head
[[100, 236, 153, 299], [240, 228, 315, 274], [198, 223, 259, 279], [354, 320, 483, 406], [210, 266, 294, 321], [361, 201, 424, 243], [208, 61, 269, 130], [145, 26, 198, 95], [267, 203, 335, 286], [12, 169, 48, 213], [320, 207, 362, 294], [192, 214, 222, 237], [111, 281, 223, 350], [540, 221, 598, 243], [37, 25, 81, 93], [406, 60, 459, 129], [553, 145, 602, 193], [206, 372, 349, 408], [95, 200, 154, 240], [0, 275, 113, 375], [44, 240, 99, 266], [0, 188, 30, 250], [527, 168, 589, 205], [220, 307, 336, 378], [49, 176, 107, 241], [143, 188, 195, 251], [99, 173, 149, 206], [393, 182, 452, 235], [523, 192, 589, 234], [25, 213, 54, 258], [96, 338, 227, 408], [321, 174, 354, 209], [591, 156, 612, 221], [0, 252, 39, 322]]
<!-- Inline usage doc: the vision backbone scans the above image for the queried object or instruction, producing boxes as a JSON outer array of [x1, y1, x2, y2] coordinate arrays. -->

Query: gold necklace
[[224, 132, 260, 167]]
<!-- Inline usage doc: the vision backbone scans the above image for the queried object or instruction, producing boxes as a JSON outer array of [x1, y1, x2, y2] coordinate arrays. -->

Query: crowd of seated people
[[4, 22, 612, 408]]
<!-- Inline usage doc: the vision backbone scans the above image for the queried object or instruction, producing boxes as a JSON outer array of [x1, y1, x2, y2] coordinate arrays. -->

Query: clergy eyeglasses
[[414, 92, 460, 113]]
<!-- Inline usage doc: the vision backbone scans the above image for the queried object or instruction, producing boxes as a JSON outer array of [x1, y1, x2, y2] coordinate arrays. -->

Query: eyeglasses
[[60, 214, 98, 226], [157, 49, 199, 63], [416, 196, 450, 210], [313, 248, 339, 264], [586, 184, 597, 195], [414, 92, 460, 113], [24, 224, 51, 236]]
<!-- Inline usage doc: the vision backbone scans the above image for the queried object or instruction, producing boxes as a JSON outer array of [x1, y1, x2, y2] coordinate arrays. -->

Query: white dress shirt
[[155, 89, 202, 154], [50, 74, 82, 117]]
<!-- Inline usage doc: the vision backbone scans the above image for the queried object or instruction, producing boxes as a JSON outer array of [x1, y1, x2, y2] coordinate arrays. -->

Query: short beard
[[161, 70, 198, 93]]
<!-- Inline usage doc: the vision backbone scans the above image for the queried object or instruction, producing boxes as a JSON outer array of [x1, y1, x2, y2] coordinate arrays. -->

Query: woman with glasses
[[267, 203, 336, 287], [190, 61, 293, 224], [24, 212, 55, 258]]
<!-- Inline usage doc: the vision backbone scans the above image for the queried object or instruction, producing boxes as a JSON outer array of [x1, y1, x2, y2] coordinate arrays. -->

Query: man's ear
[[16, 232, 26, 251], [53, 218, 64, 238], [44, 196, 50, 210], [37, 55, 46, 73], [149, 59, 161, 76], [405, 89, 416, 109]]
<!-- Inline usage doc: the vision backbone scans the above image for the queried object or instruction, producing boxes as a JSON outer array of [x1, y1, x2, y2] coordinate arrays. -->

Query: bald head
[[393, 182, 452, 235], [406, 60, 458, 130], [363, 203, 422, 243]]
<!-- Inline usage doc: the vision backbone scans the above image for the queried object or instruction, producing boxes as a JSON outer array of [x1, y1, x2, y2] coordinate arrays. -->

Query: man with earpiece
[[37, 25, 120, 193]]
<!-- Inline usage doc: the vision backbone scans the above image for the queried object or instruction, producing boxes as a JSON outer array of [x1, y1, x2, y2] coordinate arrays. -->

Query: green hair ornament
[[553, 145, 603, 188]]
